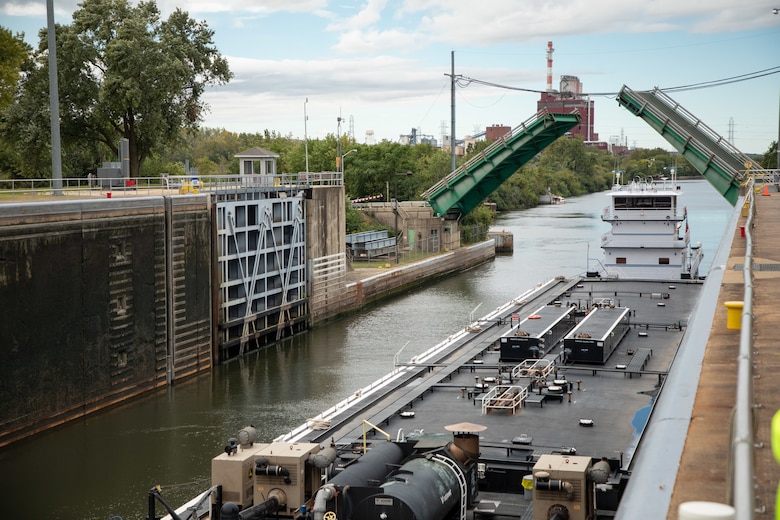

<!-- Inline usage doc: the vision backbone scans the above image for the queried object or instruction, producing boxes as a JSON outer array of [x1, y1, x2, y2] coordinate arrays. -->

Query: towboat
[[149, 174, 708, 520]]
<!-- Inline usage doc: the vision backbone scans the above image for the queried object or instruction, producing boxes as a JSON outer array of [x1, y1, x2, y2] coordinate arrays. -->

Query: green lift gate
[[422, 110, 581, 218], [617, 86, 750, 206]]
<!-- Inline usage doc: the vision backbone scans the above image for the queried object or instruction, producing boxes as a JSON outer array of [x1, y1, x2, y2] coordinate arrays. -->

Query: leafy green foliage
[[1, 0, 231, 178], [0, 27, 30, 112], [345, 202, 391, 235], [758, 141, 778, 169], [0, 24, 28, 178], [461, 204, 494, 244]]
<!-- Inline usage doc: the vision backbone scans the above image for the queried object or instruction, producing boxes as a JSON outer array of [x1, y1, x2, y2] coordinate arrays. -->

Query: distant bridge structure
[[422, 110, 581, 219], [617, 86, 749, 206]]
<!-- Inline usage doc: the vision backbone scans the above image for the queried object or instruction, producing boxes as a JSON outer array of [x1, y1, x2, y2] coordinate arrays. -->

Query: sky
[[2, 0, 780, 155]]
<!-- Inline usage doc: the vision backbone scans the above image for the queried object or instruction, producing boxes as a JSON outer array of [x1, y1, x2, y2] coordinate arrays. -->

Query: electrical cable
[[453, 65, 780, 98]]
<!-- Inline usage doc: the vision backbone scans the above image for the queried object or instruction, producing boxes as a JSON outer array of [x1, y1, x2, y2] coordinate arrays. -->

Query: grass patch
[[351, 250, 444, 269]]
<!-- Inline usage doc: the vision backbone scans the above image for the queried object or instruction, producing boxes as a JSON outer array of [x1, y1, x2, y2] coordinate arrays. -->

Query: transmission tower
[[728, 117, 734, 144]]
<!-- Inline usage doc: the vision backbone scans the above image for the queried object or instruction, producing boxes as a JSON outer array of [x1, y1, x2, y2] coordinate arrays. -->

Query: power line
[[454, 65, 780, 98], [659, 66, 780, 93]]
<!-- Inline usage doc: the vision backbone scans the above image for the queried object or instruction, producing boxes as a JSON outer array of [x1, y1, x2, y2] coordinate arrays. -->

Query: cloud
[[0, 0, 330, 20], [332, 28, 423, 54], [375, 0, 771, 46], [158, 0, 328, 15], [0, 1, 45, 16], [222, 55, 439, 100], [0, 0, 75, 18]]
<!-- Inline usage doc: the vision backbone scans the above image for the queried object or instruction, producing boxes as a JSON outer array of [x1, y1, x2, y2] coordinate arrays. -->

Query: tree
[[0, 27, 30, 112], [0, 27, 32, 178], [4, 0, 231, 178], [759, 141, 778, 169]]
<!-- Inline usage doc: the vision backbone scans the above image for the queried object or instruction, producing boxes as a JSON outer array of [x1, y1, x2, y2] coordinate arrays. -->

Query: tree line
[[1, 0, 777, 215]]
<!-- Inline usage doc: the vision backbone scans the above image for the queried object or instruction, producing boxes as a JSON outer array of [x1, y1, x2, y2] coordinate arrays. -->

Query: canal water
[[0, 180, 732, 520]]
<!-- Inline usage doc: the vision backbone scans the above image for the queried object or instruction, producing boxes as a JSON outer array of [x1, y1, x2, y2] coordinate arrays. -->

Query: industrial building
[[537, 41, 599, 143]]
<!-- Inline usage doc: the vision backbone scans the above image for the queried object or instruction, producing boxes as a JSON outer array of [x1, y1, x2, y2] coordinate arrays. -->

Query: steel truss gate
[[216, 195, 307, 358], [617, 86, 747, 206], [422, 110, 581, 219]]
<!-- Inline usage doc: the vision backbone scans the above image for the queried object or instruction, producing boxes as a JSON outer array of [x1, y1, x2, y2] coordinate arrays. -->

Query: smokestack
[[546, 41, 554, 92]]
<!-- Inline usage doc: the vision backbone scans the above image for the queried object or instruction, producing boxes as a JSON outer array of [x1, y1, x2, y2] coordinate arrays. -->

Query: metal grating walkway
[[734, 263, 780, 271]]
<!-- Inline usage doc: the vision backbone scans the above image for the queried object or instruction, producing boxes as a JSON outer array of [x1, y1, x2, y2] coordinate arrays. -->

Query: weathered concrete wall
[[165, 196, 214, 378], [0, 196, 212, 447], [360, 202, 461, 250], [306, 185, 346, 259], [310, 241, 495, 324], [488, 230, 514, 253], [307, 185, 349, 327]]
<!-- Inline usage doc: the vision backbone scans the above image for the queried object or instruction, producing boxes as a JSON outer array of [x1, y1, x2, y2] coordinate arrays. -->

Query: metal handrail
[[620, 87, 748, 183], [732, 180, 755, 517], [0, 173, 343, 200]]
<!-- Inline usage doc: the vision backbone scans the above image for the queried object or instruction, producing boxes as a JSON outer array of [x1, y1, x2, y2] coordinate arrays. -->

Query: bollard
[[773, 410, 780, 518], [723, 301, 743, 330], [678, 501, 734, 519]]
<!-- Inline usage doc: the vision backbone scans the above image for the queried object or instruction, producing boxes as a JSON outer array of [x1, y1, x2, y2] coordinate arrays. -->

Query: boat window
[[658, 258, 670, 265], [613, 196, 672, 209], [616, 257, 627, 264]]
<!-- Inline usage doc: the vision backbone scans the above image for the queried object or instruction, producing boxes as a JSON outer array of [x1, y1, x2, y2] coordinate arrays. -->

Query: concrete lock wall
[[0, 196, 212, 448], [309, 241, 495, 324], [344, 242, 494, 308], [306, 185, 346, 259]]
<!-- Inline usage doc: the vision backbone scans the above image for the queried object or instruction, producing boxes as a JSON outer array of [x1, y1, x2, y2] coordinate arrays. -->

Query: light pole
[[304, 98, 309, 172], [774, 8, 779, 168], [393, 172, 413, 263], [341, 149, 357, 174], [336, 116, 343, 172], [47, 0, 63, 196]]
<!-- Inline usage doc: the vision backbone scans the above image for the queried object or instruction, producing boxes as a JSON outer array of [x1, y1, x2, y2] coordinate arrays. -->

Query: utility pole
[[46, 0, 63, 195], [304, 98, 309, 172], [336, 115, 343, 172], [450, 51, 456, 172]]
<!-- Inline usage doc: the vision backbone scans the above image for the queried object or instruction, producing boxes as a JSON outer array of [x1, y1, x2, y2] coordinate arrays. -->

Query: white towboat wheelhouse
[[599, 171, 703, 280]]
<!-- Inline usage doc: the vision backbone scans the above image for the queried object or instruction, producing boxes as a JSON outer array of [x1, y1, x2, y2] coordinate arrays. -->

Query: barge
[[149, 174, 710, 520]]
